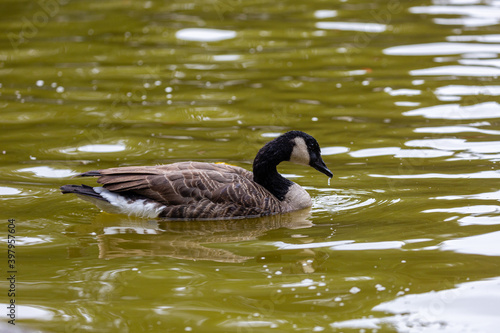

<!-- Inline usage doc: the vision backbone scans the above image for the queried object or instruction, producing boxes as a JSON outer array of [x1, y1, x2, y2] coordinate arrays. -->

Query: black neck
[[252, 138, 294, 201]]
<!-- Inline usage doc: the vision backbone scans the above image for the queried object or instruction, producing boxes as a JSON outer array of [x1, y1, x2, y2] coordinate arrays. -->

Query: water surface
[[1, 0, 500, 332]]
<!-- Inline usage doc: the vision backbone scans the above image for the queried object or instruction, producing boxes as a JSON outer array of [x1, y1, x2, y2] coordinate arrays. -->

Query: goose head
[[253, 131, 333, 187], [286, 131, 333, 178]]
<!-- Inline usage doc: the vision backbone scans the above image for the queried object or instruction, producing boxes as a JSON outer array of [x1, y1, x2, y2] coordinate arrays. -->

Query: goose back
[[86, 161, 286, 219]]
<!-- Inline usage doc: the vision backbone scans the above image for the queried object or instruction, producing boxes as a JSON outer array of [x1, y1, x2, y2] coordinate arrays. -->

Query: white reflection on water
[[435, 85, 500, 97], [459, 58, 500, 68], [60, 143, 127, 154], [0, 304, 55, 321], [219, 319, 287, 330], [448, 34, 500, 43], [434, 189, 500, 201], [384, 88, 421, 96], [274, 239, 428, 251], [429, 190, 500, 225], [404, 102, 500, 119], [313, 10, 337, 19], [280, 278, 325, 288], [410, 5, 500, 27], [455, 215, 500, 226], [350, 147, 453, 158], [435, 0, 483, 4], [77, 144, 126, 153], [371, 170, 500, 179], [18, 166, 75, 178], [320, 146, 349, 155], [274, 240, 354, 250], [384, 42, 500, 56], [403, 134, 500, 161], [212, 54, 240, 61], [415, 125, 500, 135], [330, 241, 405, 251], [0, 186, 21, 195], [423, 205, 500, 215], [175, 28, 237, 42], [406, 138, 500, 154], [10, 236, 54, 246], [332, 277, 500, 333], [411, 4, 500, 17], [411, 65, 500, 77], [434, 17, 498, 26], [441, 231, 500, 256], [315, 21, 386, 33]]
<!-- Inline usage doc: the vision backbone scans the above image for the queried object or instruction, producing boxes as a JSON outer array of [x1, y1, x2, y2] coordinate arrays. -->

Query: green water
[[2, 0, 500, 332]]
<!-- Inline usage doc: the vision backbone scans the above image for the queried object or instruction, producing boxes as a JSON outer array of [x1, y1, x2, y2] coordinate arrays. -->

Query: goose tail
[[60, 185, 165, 218], [61, 184, 104, 200]]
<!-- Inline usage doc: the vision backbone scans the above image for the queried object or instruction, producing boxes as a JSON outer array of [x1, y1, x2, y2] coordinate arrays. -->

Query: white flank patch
[[93, 187, 165, 218]]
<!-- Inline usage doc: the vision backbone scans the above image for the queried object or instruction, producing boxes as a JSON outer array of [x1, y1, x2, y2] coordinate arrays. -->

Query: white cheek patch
[[93, 187, 165, 218], [289, 137, 310, 166]]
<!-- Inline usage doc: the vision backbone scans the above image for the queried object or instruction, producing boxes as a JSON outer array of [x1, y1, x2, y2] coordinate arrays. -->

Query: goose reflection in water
[[67, 208, 314, 263]]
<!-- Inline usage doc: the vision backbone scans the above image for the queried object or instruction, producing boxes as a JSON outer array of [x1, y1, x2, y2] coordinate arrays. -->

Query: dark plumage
[[61, 131, 332, 220]]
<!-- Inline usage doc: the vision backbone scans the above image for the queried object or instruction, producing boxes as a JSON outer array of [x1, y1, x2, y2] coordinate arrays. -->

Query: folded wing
[[79, 162, 282, 219]]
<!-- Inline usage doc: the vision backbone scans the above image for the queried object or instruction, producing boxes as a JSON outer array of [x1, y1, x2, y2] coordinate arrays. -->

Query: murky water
[[1, 0, 500, 332]]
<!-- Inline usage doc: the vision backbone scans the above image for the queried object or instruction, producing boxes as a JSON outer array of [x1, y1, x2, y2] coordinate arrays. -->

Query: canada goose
[[61, 131, 332, 220]]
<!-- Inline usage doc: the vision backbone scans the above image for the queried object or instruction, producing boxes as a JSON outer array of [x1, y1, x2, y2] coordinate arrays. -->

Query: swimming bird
[[61, 131, 332, 220]]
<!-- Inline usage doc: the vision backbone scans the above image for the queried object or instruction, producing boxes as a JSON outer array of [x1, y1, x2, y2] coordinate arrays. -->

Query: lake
[[1, 0, 500, 332]]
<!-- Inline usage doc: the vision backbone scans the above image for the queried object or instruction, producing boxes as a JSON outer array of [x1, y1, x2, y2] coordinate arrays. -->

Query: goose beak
[[311, 158, 333, 178]]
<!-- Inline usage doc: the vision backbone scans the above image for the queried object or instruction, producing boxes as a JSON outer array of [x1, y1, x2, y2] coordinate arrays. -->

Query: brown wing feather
[[82, 162, 282, 219]]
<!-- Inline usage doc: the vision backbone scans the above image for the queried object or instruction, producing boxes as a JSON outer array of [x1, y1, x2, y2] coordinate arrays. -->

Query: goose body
[[61, 131, 332, 220]]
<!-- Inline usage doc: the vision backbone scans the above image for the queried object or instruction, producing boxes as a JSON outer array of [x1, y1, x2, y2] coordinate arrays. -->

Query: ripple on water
[[313, 192, 374, 213], [313, 189, 400, 215]]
